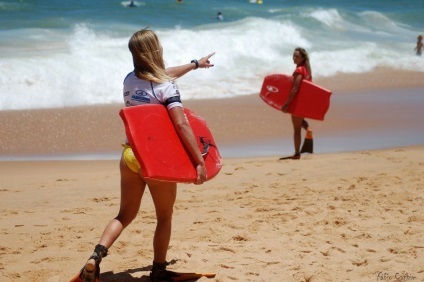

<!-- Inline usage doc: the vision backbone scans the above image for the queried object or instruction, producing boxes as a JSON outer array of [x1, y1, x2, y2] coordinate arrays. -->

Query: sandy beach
[[0, 68, 424, 281]]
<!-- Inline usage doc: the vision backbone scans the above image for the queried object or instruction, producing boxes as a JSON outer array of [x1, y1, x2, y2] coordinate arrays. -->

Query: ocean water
[[1, 0, 423, 110]]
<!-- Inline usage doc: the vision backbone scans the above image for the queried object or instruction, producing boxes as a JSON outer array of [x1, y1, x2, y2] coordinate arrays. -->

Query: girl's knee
[[156, 209, 174, 223], [115, 211, 138, 228]]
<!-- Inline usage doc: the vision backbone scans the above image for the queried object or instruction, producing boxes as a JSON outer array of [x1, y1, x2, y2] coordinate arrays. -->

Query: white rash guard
[[123, 71, 183, 110]]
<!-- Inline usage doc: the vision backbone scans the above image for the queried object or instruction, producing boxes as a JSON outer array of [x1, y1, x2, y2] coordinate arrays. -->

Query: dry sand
[[0, 68, 424, 281], [0, 147, 423, 281]]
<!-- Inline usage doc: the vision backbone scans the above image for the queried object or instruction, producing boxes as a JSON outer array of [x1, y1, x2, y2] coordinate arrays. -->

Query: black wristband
[[191, 59, 199, 69]]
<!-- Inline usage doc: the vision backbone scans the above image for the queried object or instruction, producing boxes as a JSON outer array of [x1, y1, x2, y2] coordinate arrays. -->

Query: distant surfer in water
[[281, 47, 313, 160], [415, 35, 423, 56], [128, 0, 136, 7], [73, 28, 215, 282], [217, 12, 224, 21]]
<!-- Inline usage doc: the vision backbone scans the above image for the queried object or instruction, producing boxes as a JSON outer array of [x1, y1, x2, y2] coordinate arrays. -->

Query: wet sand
[[0, 68, 423, 159]]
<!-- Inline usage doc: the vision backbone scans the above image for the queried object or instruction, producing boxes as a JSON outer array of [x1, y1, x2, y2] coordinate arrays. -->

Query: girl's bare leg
[[148, 179, 177, 263], [85, 157, 146, 271], [291, 115, 304, 155]]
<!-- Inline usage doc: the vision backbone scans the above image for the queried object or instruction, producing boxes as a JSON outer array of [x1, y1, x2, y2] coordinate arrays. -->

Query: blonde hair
[[128, 28, 171, 83], [295, 47, 312, 80]]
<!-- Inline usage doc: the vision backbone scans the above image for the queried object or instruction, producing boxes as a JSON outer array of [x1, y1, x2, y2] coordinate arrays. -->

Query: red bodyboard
[[260, 74, 332, 120], [119, 104, 222, 183]]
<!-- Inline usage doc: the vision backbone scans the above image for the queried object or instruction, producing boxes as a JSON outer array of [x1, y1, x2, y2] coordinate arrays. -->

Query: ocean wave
[[308, 9, 345, 29], [0, 12, 423, 110]]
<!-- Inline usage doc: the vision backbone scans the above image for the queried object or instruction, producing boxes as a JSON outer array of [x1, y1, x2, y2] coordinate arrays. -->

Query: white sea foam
[[308, 9, 344, 28], [0, 12, 423, 110]]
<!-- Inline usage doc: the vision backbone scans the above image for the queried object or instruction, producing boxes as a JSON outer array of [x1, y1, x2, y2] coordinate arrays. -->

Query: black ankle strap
[[152, 261, 168, 271], [94, 244, 108, 259]]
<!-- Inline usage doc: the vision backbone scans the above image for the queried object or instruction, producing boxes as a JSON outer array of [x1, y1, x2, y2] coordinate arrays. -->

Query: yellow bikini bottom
[[122, 144, 140, 173]]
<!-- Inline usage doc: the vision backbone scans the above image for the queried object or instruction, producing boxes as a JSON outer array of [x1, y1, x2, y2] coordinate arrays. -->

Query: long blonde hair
[[295, 47, 312, 80], [128, 28, 171, 83]]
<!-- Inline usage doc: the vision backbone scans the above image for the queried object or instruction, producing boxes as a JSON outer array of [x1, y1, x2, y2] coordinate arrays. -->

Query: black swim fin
[[300, 129, 313, 154]]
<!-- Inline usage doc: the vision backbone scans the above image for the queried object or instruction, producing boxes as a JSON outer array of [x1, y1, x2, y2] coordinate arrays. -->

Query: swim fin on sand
[[300, 129, 313, 154], [279, 129, 313, 160], [68, 272, 99, 282]]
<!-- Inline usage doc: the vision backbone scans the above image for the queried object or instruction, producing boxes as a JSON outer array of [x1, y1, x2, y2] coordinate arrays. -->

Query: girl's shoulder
[[152, 80, 178, 90], [293, 65, 307, 76], [152, 80, 180, 98]]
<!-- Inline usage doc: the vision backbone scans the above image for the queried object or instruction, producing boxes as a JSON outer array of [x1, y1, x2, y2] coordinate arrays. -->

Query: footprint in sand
[[220, 264, 234, 269], [218, 246, 236, 253], [0, 246, 12, 255], [232, 235, 248, 241], [92, 197, 112, 202], [234, 166, 246, 171], [268, 182, 281, 188], [351, 259, 367, 266]]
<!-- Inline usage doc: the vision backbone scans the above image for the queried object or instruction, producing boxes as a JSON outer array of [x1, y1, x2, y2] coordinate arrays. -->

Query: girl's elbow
[[174, 121, 190, 133], [291, 87, 299, 94]]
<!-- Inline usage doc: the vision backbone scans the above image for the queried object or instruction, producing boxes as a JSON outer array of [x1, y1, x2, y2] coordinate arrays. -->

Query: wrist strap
[[191, 59, 199, 69]]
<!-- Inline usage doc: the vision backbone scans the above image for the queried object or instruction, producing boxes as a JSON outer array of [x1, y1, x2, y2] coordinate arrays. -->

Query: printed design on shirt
[[131, 90, 151, 103], [170, 81, 180, 95]]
